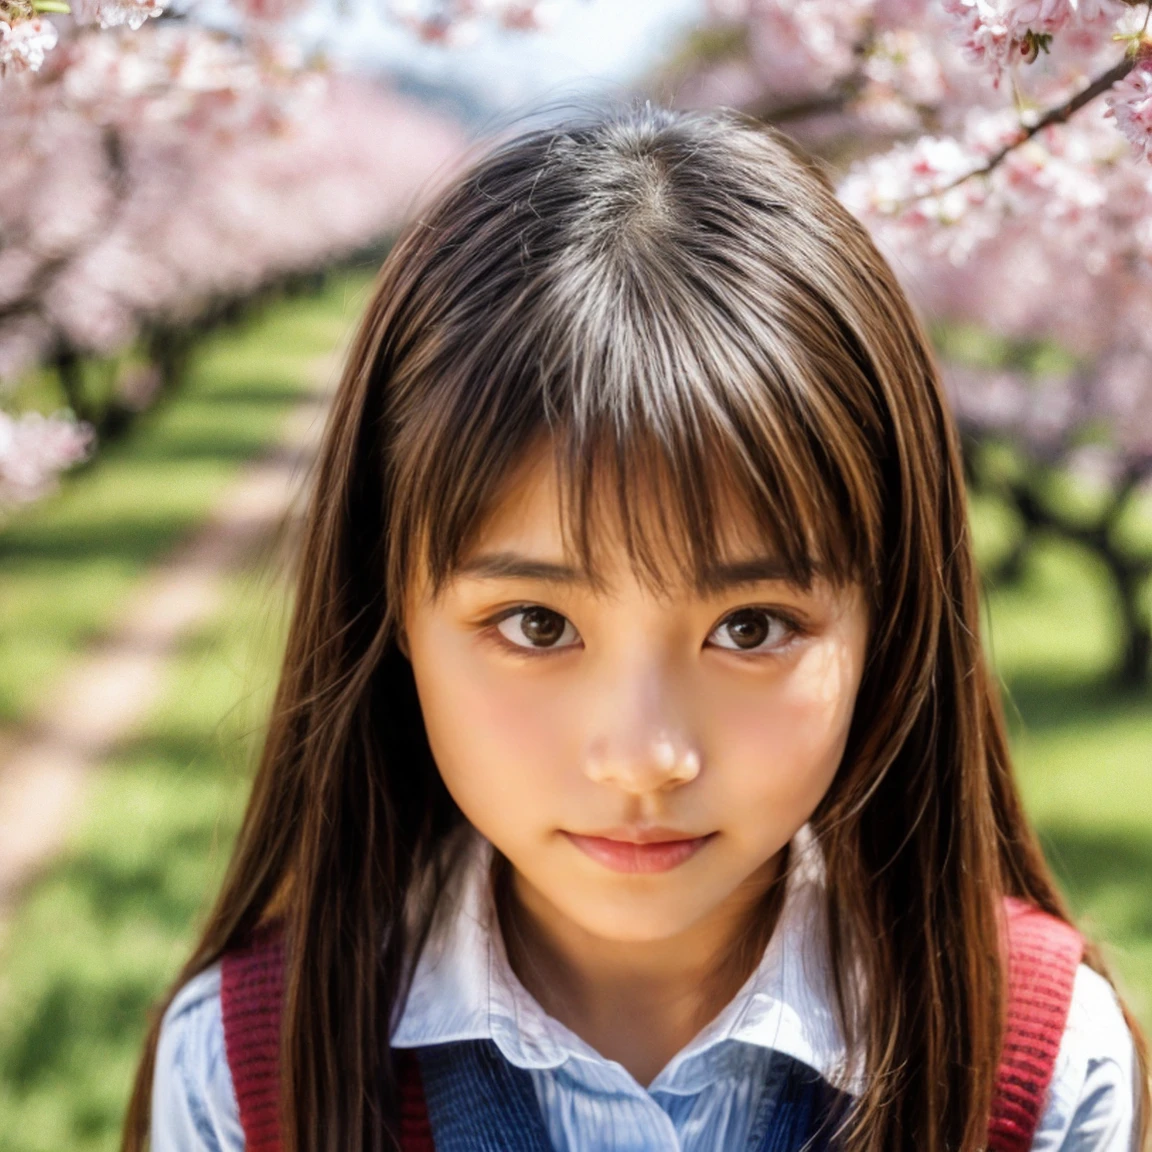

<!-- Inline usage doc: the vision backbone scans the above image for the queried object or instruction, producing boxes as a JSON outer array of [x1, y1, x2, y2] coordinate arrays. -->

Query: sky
[[292, 0, 707, 119]]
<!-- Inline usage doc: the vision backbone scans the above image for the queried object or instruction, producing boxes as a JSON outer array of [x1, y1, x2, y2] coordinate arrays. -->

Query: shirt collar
[[391, 825, 859, 1096]]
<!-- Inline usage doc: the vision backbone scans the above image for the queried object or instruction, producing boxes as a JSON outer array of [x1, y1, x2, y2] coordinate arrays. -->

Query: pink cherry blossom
[[95, 0, 163, 32], [1105, 58, 1152, 162], [1009, 0, 1077, 29], [946, 0, 1080, 42], [938, 0, 1123, 81], [0, 409, 93, 509], [942, 0, 1017, 73], [57, 24, 322, 137], [0, 16, 58, 74]]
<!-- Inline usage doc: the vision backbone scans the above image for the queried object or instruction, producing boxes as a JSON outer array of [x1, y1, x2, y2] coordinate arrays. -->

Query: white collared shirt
[[391, 825, 855, 1150], [152, 826, 1140, 1151]]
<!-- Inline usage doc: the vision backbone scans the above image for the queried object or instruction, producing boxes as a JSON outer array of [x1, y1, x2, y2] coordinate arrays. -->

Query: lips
[[562, 829, 716, 874]]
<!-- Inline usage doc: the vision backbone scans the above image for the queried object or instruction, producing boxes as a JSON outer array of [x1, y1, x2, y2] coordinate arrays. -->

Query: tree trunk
[[1002, 473, 1152, 691], [54, 346, 93, 424], [1108, 557, 1152, 690], [146, 327, 191, 394], [988, 531, 1034, 587]]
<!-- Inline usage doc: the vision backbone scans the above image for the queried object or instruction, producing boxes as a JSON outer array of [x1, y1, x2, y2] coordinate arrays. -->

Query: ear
[[395, 623, 411, 660]]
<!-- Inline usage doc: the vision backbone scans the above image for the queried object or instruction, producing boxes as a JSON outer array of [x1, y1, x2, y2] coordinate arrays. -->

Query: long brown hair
[[123, 105, 1149, 1152]]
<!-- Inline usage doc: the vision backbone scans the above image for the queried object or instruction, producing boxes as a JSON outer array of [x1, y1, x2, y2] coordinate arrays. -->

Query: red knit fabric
[[219, 899, 1082, 1151], [220, 923, 285, 1152], [219, 923, 434, 1152], [987, 897, 1084, 1152]]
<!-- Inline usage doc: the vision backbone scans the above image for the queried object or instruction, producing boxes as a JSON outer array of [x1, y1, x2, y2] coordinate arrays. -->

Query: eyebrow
[[455, 551, 803, 591]]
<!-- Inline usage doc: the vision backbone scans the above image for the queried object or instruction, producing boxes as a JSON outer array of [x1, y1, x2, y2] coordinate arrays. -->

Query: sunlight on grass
[[0, 568, 291, 1150], [975, 506, 1152, 1027]]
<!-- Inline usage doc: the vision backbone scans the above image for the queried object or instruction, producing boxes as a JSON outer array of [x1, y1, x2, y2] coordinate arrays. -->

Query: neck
[[496, 850, 788, 1087]]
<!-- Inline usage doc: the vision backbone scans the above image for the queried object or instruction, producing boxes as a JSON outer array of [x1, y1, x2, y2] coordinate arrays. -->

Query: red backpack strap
[[220, 922, 287, 1152], [987, 897, 1084, 1152], [219, 922, 435, 1151]]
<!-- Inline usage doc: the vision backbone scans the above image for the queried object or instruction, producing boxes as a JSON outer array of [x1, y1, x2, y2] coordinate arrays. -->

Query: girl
[[124, 106, 1148, 1152]]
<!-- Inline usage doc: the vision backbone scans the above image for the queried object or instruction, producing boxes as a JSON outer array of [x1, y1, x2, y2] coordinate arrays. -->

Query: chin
[[558, 885, 726, 944]]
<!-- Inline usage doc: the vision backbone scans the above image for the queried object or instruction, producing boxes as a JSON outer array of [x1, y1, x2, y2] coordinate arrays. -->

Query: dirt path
[[0, 354, 339, 947]]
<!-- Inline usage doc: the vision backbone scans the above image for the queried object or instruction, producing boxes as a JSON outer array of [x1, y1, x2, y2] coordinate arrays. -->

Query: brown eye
[[521, 608, 565, 645], [496, 606, 579, 650], [709, 608, 791, 653]]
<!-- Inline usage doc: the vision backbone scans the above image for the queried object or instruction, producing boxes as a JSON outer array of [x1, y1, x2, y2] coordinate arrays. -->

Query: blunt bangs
[[381, 107, 891, 614]]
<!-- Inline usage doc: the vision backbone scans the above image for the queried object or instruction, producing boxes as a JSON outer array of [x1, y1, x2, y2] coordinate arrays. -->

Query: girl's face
[[403, 441, 869, 945]]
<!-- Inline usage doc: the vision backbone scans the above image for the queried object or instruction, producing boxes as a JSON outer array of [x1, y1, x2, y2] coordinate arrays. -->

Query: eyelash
[[481, 603, 806, 659]]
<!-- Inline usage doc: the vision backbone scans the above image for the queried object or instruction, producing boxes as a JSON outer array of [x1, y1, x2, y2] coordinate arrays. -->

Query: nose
[[581, 663, 702, 795]]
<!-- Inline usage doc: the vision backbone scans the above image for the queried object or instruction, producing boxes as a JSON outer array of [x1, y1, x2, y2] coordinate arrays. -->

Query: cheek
[[408, 629, 579, 840], [702, 639, 861, 829]]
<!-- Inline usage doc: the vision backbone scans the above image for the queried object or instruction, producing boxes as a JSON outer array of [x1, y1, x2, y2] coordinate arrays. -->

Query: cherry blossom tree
[[1, 0, 167, 507], [671, 0, 1152, 686], [0, 0, 552, 514], [0, 47, 462, 376], [0, 62, 464, 501], [0, 0, 473, 515]]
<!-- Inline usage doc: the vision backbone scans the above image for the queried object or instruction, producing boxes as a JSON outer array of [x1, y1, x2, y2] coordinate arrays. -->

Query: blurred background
[[1, 1, 1150, 1145]]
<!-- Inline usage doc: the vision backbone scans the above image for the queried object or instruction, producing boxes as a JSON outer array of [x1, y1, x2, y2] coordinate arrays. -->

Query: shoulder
[[1033, 963, 1141, 1151], [151, 962, 245, 1152]]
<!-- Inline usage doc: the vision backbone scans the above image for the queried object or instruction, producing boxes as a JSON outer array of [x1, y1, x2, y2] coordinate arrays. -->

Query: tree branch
[[939, 54, 1138, 193]]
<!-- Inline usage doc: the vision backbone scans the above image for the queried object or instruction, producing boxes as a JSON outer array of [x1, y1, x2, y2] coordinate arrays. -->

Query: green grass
[[0, 270, 376, 726], [0, 569, 290, 1148], [978, 524, 1152, 1027], [0, 282, 1149, 1147]]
